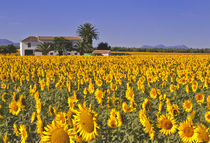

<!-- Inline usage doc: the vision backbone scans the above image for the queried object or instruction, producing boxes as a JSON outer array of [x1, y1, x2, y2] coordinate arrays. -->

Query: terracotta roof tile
[[92, 50, 111, 54], [21, 36, 38, 42], [21, 36, 81, 42], [38, 36, 81, 41]]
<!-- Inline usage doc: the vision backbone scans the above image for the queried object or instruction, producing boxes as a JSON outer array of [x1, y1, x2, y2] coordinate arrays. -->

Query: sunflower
[[110, 82, 117, 91], [139, 109, 147, 126], [207, 95, 210, 109], [73, 102, 99, 142], [142, 98, 151, 112], [13, 123, 19, 136], [172, 104, 180, 116], [36, 99, 42, 114], [96, 79, 102, 87], [205, 111, 210, 123], [88, 82, 95, 94], [41, 121, 74, 143], [195, 124, 209, 142], [122, 102, 130, 113], [192, 81, 198, 92], [144, 119, 155, 140], [126, 87, 135, 101], [19, 124, 28, 142], [3, 134, 7, 143], [158, 101, 163, 114], [157, 89, 161, 95], [55, 112, 66, 125], [31, 112, 36, 123], [183, 100, 193, 112], [94, 89, 104, 105], [195, 93, 204, 104], [157, 114, 177, 135], [108, 109, 122, 128], [170, 84, 176, 92], [150, 88, 157, 99], [48, 105, 53, 116], [9, 100, 21, 116], [186, 85, 189, 94], [1, 92, 6, 102], [106, 74, 112, 83], [178, 121, 197, 143], [107, 117, 118, 128], [83, 88, 87, 96]]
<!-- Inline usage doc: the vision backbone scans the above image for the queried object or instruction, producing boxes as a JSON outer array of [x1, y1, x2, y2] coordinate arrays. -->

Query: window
[[50, 53, 53, 55], [28, 43, 31, 48]]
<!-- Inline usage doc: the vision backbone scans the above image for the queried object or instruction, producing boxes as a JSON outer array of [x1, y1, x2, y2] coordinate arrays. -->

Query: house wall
[[20, 39, 80, 56], [20, 41, 41, 56]]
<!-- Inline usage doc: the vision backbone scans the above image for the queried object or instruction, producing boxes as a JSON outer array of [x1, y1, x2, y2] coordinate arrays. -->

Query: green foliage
[[35, 42, 53, 55], [111, 47, 210, 53], [77, 23, 99, 54], [52, 37, 73, 55], [0, 44, 17, 54], [97, 42, 111, 50]]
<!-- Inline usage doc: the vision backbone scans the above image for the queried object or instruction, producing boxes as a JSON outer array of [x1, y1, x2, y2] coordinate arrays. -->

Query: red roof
[[38, 36, 81, 41], [92, 50, 110, 54]]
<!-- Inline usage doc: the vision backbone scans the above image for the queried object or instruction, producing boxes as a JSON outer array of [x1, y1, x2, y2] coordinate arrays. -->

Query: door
[[25, 50, 34, 55]]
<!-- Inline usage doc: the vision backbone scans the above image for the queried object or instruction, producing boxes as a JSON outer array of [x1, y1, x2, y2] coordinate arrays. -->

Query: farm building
[[20, 36, 81, 56], [92, 50, 111, 56]]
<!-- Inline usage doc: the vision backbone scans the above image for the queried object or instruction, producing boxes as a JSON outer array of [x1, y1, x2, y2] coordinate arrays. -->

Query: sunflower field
[[0, 54, 209, 143]]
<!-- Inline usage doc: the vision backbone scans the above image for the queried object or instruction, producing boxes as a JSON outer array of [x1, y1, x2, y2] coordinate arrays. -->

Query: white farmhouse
[[20, 36, 81, 56]]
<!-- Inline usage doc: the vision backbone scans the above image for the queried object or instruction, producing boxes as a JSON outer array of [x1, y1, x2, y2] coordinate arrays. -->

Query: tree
[[77, 23, 99, 54], [74, 40, 93, 55], [97, 42, 111, 50], [52, 37, 73, 55], [0, 44, 17, 55], [35, 42, 53, 55]]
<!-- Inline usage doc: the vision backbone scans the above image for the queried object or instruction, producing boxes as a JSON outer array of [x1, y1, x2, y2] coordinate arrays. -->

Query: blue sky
[[0, 0, 210, 48]]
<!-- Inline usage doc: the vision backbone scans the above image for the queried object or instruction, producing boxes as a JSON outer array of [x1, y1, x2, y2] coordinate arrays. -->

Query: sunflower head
[[55, 112, 66, 125], [73, 102, 99, 142], [172, 104, 180, 116], [150, 88, 157, 99], [178, 121, 197, 143], [205, 111, 210, 123], [142, 98, 151, 112], [157, 114, 177, 135], [9, 100, 21, 116], [110, 83, 117, 91], [183, 100, 192, 112], [122, 102, 129, 113], [195, 124, 209, 142], [95, 89, 104, 105], [107, 117, 118, 128], [195, 93, 204, 104], [41, 121, 73, 143]]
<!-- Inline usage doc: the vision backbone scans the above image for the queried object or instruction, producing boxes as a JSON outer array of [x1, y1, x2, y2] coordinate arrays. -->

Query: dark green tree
[[35, 42, 53, 55], [97, 42, 111, 50], [74, 40, 93, 55], [0, 44, 17, 54]]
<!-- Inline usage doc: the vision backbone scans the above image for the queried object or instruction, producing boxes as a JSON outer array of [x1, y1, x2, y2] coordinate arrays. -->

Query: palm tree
[[52, 37, 73, 55], [77, 23, 99, 52], [74, 39, 93, 55], [35, 42, 52, 55]]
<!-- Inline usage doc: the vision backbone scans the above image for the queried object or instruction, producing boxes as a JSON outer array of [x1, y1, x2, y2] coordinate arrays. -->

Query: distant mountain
[[0, 39, 19, 47], [141, 44, 189, 49]]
